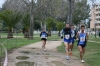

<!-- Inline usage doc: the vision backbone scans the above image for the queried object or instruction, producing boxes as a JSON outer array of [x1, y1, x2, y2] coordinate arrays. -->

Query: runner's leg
[[78, 46, 83, 60], [42, 40, 45, 48], [82, 47, 85, 54], [44, 40, 46, 49], [71, 39, 74, 51], [64, 42, 69, 60]]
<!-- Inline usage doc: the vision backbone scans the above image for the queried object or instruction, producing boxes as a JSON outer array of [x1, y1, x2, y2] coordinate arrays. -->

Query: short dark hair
[[66, 23, 69, 24], [71, 25, 74, 26], [81, 25, 85, 28]]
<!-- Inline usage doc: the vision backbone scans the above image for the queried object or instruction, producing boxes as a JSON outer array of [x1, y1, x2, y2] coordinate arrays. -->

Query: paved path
[[8, 41, 86, 66]]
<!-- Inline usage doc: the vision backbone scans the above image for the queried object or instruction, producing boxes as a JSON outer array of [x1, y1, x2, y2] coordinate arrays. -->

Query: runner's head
[[81, 25, 85, 33], [71, 25, 74, 30], [42, 28, 45, 32], [66, 23, 69, 28]]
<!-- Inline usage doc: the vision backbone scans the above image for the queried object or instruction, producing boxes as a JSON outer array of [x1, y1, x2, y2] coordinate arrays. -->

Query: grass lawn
[[57, 41, 100, 66], [0, 34, 60, 58], [0, 37, 40, 57], [89, 35, 100, 42]]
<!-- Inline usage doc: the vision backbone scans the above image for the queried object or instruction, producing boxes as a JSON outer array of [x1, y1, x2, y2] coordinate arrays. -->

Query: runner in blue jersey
[[61, 23, 71, 60], [69, 25, 77, 52], [76, 25, 88, 63], [40, 28, 48, 51]]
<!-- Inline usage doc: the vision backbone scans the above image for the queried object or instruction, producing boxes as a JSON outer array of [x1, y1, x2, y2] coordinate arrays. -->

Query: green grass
[[47, 35, 61, 41], [0, 37, 40, 57], [57, 41, 100, 66], [89, 35, 100, 42], [0, 34, 60, 58]]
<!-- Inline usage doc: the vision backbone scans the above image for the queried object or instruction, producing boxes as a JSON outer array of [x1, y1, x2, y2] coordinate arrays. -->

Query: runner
[[40, 28, 48, 51], [69, 25, 77, 52], [76, 25, 88, 63], [61, 23, 71, 60]]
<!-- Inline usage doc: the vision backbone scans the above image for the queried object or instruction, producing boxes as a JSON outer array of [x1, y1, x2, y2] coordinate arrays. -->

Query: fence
[[0, 40, 8, 66]]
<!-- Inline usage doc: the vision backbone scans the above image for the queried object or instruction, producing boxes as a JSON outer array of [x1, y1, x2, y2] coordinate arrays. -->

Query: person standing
[[76, 25, 88, 63], [40, 28, 48, 51], [61, 23, 71, 60]]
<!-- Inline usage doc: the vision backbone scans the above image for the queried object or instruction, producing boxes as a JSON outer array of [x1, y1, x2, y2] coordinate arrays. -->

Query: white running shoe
[[81, 60, 85, 63], [44, 49, 46, 51], [66, 56, 69, 60]]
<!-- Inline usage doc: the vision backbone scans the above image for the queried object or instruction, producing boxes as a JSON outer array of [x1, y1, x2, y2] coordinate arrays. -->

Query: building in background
[[90, 3, 100, 31]]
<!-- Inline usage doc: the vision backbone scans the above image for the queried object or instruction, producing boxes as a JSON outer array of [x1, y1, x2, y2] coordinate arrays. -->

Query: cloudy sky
[[0, 0, 100, 8]]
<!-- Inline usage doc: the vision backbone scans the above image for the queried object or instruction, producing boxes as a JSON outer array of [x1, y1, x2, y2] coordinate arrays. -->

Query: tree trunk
[[29, 0, 34, 39], [7, 28, 13, 39], [58, 31, 60, 36], [48, 30, 51, 36], [24, 29, 29, 38]]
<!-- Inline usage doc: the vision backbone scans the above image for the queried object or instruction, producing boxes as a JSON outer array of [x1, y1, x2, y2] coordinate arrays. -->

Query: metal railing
[[0, 40, 8, 66]]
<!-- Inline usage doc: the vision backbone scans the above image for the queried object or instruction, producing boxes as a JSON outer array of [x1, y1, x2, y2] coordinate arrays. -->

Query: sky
[[0, 0, 6, 8], [0, 0, 100, 8]]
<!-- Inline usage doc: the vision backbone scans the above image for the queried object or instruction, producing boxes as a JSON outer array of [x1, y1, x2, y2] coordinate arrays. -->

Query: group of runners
[[40, 23, 89, 63]]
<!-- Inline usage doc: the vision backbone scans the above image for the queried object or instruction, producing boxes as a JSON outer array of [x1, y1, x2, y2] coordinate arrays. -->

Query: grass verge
[[0, 34, 60, 58], [57, 41, 100, 66], [0, 37, 40, 57]]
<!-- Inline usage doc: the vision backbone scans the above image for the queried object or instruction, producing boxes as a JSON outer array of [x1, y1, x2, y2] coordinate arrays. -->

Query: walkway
[[8, 41, 86, 66]]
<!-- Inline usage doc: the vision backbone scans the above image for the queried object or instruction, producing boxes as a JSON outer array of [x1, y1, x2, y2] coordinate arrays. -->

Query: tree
[[22, 13, 30, 38], [72, 0, 90, 25], [56, 22, 64, 36], [0, 10, 21, 38], [46, 18, 56, 36]]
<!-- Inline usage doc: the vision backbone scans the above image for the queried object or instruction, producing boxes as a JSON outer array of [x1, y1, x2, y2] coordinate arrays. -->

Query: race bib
[[80, 37, 85, 42], [41, 35, 46, 38], [65, 35, 69, 39]]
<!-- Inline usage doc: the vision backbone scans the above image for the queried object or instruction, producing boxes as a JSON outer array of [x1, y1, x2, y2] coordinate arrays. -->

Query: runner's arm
[[40, 32, 42, 37], [74, 30, 77, 39], [46, 32, 48, 37], [76, 33, 79, 40], [60, 29, 64, 36]]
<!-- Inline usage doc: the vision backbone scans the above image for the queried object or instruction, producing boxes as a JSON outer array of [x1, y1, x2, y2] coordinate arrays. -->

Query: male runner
[[76, 25, 88, 63], [61, 23, 71, 60], [69, 25, 77, 51], [40, 28, 48, 51]]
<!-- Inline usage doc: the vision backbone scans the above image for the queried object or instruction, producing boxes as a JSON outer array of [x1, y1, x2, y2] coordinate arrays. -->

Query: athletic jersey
[[40, 32, 47, 38], [61, 28, 71, 40], [71, 30, 77, 39], [78, 33, 86, 45], [71, 30, 75, 38]]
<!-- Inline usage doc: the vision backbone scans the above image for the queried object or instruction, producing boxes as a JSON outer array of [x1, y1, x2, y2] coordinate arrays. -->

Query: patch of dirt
[[7, 41, 86, 66]]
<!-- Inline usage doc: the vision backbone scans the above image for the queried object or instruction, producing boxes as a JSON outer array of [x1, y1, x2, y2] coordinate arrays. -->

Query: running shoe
[[81, 60, 85, 63], [66, 56, 69, 60], [44, 49, 46, 51]]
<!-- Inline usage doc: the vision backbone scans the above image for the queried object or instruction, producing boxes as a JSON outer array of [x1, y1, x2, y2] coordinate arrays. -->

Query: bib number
[[41, 35, 46, 38], [80, 37, 85, 42], [65, 35, 69, 39]]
